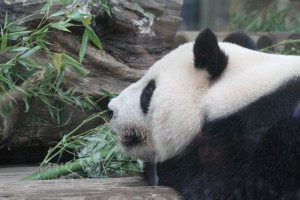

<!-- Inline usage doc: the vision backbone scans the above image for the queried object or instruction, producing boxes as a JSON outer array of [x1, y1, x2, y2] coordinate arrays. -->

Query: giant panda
[[108, 29, 300, 199]]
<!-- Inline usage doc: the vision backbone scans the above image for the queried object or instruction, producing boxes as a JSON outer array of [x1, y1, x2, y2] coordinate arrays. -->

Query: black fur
[[144, 162, 159, 186], [223, 32, 258, 50], [193, 29, 228, 79], [140, 79, 156, 114], [151, 78, 300, 199]]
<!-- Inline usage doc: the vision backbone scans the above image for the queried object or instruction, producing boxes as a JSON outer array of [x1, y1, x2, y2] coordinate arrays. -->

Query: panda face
[[108, 41, 213, 162], [109, 29, 230, 162]]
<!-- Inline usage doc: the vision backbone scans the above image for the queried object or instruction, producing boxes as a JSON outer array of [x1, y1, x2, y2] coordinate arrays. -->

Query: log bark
[[0, 0, 183, 162]]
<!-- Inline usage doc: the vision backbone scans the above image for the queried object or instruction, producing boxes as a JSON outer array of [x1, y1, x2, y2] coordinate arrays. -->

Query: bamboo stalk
[[22, 160, 83, 180], [22, 149, 112, 180]]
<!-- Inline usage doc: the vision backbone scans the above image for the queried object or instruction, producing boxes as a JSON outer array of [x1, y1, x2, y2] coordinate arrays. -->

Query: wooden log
[[0, 0, 183, 93], [0, 165, 182, 199], [0, 0, 183, 160]]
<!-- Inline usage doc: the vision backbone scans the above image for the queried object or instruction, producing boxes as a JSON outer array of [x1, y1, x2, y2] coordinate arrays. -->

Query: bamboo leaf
[[7, 25, 27, 32], [41, 1, 53, 12], [79, 29, 89, 63], [62, 135, 67, 144], [50, 22, 73, 32], [54, 0, 73, 3], [0, 74, 14, 88], [82, 15, 92, 27], [33, 25, 49, 36], [53, 53, 62, 73], [8, 30, 32, 40], [15, 86, 28, 95], [66, 11, 87, 22], [4, 13, 8, 29], [18, 58, 34, 69], [1, 32, 8, 49], [56, 68, 65, 88], [20, 46, 41, 58], [100, 0, 111, 17], [61, 53, 86, 76], [9, 47, 29, 52], [22, 95, 30, 112], [99, 89, 118, 98], [0, 63, 13, 69], [50, 11, 65, 17], [85, 26, 102, 49]]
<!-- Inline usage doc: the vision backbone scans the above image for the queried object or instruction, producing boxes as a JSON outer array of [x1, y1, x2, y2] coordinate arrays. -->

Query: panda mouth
[[118, 128, 144, 146]]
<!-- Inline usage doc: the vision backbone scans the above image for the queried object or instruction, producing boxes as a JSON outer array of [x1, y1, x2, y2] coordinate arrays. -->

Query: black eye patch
[[140, 79, 156, 114]]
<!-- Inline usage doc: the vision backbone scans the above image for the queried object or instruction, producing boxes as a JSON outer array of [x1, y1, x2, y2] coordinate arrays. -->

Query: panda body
[[108, 29, 300, 199]]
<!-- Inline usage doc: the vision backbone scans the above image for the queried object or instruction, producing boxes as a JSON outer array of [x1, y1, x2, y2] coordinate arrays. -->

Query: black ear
[[194, 29, 228, 79], [223, 32, 258, 50]]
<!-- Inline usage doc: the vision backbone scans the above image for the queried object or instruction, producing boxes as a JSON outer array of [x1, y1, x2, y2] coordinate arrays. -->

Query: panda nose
[[107, 108, 114, 120]]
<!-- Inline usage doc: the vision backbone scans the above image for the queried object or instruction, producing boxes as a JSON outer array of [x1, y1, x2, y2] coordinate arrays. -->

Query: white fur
[[109, 42, 300, 163], [204, 43, 300, 120]]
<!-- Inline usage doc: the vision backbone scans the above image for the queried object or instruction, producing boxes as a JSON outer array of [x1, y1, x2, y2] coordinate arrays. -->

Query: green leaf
[[104, 146, 117, 161], [15, 86, 28, 95], [54, 0, 73, 3], [32, 26, 49, 42], [53, 53, 62, 73], [66, 11, 87, 22], [0, 63, 13, 69], [62, 134, 68, 144], [0, 74, 14, 89], [85, 26, 102, 49], [56, 68, 65, 88], [79, 29, 89, 63], [82, 15, 92, 27], [33, 25, 49, 36], [42, 1, 53, 12], [50, 21, 74, 32], [7, 25, 27, 32], [22, 95, 30, 112], [8, 30, 32, 40], [4, 13, 8, 29], [50, 11, 66, 17], [99, 89, 118, 98], [18, 58, 34, 69], [1, 32, 8, 49], [100, 0, 111, 17], [20, 46, 41, 58], [9, 47, 29, 52], [61, 53, 86, 77]]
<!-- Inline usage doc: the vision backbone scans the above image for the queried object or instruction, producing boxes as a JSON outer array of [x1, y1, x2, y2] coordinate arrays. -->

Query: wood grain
[[0, 165, 181, 199]]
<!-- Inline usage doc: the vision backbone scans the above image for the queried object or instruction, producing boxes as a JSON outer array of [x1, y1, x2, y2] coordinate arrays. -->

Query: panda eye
[[140, 79, 156, 114]]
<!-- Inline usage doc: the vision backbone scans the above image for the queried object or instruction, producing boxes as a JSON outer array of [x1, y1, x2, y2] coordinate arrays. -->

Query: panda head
[[108, 29, 229, 162]]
